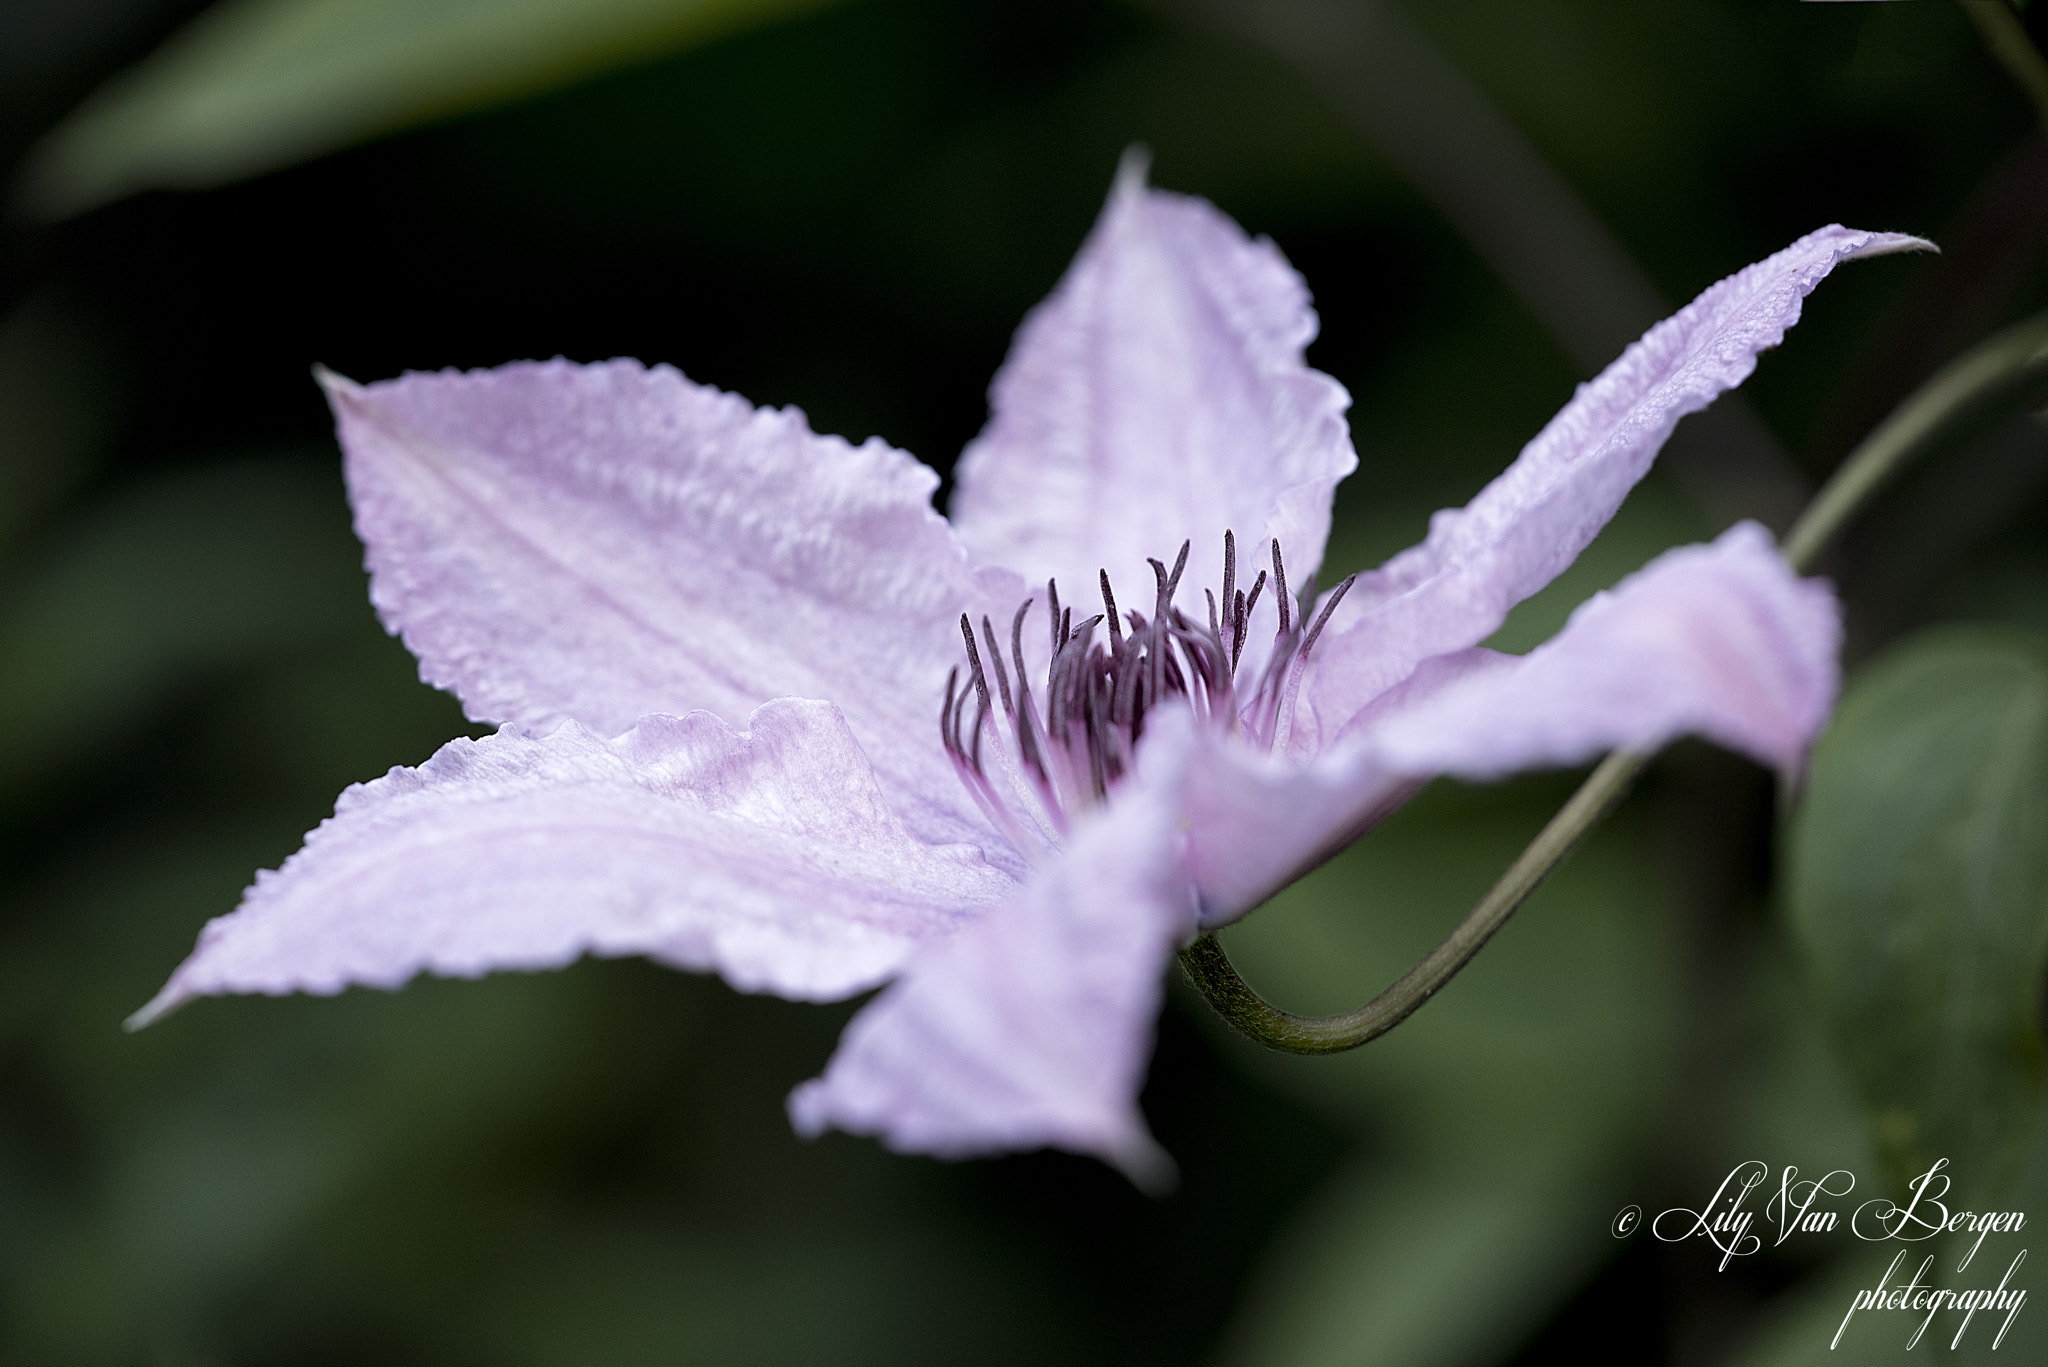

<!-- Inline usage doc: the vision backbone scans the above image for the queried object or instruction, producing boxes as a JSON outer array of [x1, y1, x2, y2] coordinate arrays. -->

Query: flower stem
[[1182, 304, 2048, 1054], [1179, 749, 1648, 1054], [1782, 308, 2048, 573]]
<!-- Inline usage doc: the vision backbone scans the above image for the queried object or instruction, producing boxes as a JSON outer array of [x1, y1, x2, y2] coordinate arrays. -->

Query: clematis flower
[[135, 160, 1924, 1183]]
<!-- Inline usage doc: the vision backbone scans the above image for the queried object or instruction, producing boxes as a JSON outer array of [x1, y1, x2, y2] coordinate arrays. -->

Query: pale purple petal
[[949, 154, 1356, 623], [1172, 718, 1411, 929], [325, 360, 1021, 859], [787, 733, 1198, 1186], [133, 699, 1014, 1025], [1304, 226, 1927, 744], [1184, 525, 1839, 923], [1369, 522, 1840, 777]]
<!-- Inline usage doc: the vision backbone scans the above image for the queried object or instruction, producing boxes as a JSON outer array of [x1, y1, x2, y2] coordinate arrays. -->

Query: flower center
[[943, 531, 1355, 854]]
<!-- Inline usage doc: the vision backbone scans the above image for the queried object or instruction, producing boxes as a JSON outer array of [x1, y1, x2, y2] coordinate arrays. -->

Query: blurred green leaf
[[0, 814, 1078, 1365], [1788, 626, 2048, 1199], [19, 0, 847, 218], [1221, 1142, 1612, 1367], [1726, 1096, 2048, 1366], [0, 291, 124, 558], [0, 456, 367, 801], [1214, 777, 1678, 1147], [1208, 777, 1678, 1362], [1723, 1243, 1915, 1367], [1691, 934, 1882, 1191], [1481, 471, 1707, 656], [468, 1221, 1074, 1367]]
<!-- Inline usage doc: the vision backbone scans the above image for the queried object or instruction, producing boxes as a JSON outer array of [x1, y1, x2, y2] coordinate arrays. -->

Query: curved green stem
[[1184, 305, 2048, 1054], [1783, 309, 2048, 572], [1179, 749, 1648, 1054]]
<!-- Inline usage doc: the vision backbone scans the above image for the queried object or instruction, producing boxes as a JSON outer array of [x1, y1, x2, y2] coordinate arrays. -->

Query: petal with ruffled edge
[[1185, 524, 1838, 923], [1369, 523, 1839, 777], [326, 360, 1021, 860], [132, 699, 1015, 1026], [788, 729, 1198, 1187], [1302, 226, 1925, 750], [949, 153, 1356, 636]]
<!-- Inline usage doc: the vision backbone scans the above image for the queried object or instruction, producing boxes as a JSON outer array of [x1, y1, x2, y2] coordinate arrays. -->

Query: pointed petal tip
[[123, 986, 183, 1031], [1113, 143, 1153, 199], [1108, 1130, 1178, 1196], [1792, 224, 1936, 263], [787, 1077, 1178, 1193], [784, 1077, 830, 1138], [311, 363, 362, 398], [955, 154, 1353, 604], [1305, 221, 1905, 725], [1843, 230, 1938, 261]]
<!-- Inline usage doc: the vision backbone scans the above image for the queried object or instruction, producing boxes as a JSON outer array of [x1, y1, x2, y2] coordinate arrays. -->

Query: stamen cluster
[[942, 531, 1356, 854]]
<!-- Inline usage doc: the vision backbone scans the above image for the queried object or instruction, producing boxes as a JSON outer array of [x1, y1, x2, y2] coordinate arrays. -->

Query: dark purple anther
[[1081, 672, 1110, 799], [980, 615, 1014, 714], [948, 664, 977, 762], [946, 527, 1342, 829], [1007, 601, 1049, 784], [1299, 574, 1359, 660], [1009, 599, 1034, 690], [1271, 539, 1291, 636], [959, 615, 995, 723], [940, 666, 960, 757], [1068, 613, 1104, 657], [1100, 570, 1123, 651], [969, 691, 987, 771], [1221, 529, 1237, 628], [1111, 636, 1140, 725]]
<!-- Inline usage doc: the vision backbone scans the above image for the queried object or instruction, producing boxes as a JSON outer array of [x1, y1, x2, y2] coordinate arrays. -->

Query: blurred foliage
[[0, 455, 371, 807], [17, 0, 848, 218], [1214, 780, 1679, 1366], [0, 292, 125, 557], [3, 0, 2048, 1363], [1790, 628, 2048, 1201]]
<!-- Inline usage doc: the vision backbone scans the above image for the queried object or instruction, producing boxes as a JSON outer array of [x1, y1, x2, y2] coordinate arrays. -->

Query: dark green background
[[3, 1, 2046, 1362]]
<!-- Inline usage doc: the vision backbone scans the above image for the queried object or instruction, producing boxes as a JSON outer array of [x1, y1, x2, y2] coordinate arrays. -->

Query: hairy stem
[[1184, 305, 2048, 1054]]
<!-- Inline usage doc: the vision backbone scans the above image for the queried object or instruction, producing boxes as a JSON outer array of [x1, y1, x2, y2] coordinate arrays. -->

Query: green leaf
[[1207, 777, 1678, 1364], [1213, 775, 1680, 1149], [0, 291, 124, 557], [1724, 1099, 2048, 1366], [1480, 471, 1708, 656], [1220, 1142, 1614, 1367], [1788, 626, 2048, 1200], [0, 456, 368, 800], [19, 0, 846, 218]]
